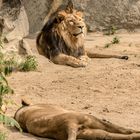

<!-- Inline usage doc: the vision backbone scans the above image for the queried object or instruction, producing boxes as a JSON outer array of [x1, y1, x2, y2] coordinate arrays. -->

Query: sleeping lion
[[14, 100, 140, 140], [36, 0, 128, 67]]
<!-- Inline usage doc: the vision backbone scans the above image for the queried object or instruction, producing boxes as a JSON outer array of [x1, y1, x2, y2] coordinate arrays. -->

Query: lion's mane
[[36, 11, 86, 59]]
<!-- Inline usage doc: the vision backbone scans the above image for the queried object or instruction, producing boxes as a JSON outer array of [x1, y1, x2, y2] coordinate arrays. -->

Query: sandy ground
[[1, 33, 140, 140]]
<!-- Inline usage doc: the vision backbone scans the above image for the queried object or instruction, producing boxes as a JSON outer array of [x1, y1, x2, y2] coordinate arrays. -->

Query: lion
[[36, 0, 128, 68], [14, 100, 140, 140]]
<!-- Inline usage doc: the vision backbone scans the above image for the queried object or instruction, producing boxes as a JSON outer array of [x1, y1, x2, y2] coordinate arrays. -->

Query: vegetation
[[0, 114, 22, 131], [0, 54, 38, 74], [0, 73, 13, 109], [104, 25, 117, 35], [104, 43, 111, 48], [0, 36, 38, 139], [111, 36, 120, 44], [0, 65, 22, 140], [0, 24, 38, 139], [19, 55, 38, 72], [104, 36, 120, 48], [0, 132, 6, 140]]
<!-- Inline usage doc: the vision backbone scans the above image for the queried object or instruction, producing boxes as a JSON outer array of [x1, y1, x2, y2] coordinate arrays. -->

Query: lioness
[[36, 0, 128, 68], [14, 101, 140, 140]]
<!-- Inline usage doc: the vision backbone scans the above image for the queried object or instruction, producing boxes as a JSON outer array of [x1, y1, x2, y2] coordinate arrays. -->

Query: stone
[[5, 6, 29, 42], [23, 0, 140, 32], [19, 39, 33, 55]]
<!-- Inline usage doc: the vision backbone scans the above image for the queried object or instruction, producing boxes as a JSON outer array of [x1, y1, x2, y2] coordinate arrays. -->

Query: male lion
[[14, 100, 140, 140], [36, 0, 128, 68]]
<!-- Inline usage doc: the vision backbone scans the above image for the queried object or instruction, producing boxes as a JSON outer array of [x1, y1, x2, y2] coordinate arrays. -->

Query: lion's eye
[[69, 21, 74, 25]]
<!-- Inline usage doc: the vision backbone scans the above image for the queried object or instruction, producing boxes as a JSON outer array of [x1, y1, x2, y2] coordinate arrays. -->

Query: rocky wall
[[1, 0, 140, 34], [23, 0, 140, 33]]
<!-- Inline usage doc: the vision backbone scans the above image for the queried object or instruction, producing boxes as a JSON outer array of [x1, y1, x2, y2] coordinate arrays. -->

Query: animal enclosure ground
[[1, 33, 140, 140]]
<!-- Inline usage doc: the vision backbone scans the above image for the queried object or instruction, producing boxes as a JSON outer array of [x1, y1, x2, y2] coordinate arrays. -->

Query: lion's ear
[[56, 14, 64, 23], [76, 11, 84, 18], [66, 0, 74, 13]]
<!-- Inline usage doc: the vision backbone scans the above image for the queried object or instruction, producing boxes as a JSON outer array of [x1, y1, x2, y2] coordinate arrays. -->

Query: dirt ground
[[1, 33, 140, 140]]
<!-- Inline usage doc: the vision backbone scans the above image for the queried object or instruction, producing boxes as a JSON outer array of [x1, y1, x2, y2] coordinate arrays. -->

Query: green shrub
[[111, 36, 120, 44], [0, 73, 14, 109], [104, 36, 120, 48], [19, 55, 38, 72], [104, 43, 112, 48], [104, 25, 117, 35], [0, 114, 22, 132], [0, 132, 6, 140], [0, 37, 22, 139]]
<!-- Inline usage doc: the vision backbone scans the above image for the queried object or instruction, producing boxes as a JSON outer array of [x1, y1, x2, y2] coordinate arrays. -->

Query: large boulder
[[0, 0, 30, 56], [22, 0, 140, 33], [2, 0, 140, 34], [73, 0, 140, 31], [0, 0, 29, 41]]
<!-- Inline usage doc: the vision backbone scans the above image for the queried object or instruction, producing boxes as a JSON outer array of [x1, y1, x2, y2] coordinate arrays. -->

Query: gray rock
[[4, 6, 29, 42], [22, 0, 140, 32], [19, 39, 33, 55], [0, 0, 29, 41]]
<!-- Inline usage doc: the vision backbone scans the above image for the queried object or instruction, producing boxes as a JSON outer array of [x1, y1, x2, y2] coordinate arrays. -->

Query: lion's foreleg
[[52, 54, 87, 67], [78, 129, 140, 140], [67, 123, 78, 140], [86, 51, 128, 60]]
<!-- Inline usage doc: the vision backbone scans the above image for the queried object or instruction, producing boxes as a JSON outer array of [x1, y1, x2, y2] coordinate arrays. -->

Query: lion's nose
[[78, 25, 84, 29]]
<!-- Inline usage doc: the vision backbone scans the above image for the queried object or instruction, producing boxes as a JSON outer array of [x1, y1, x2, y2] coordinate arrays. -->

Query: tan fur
[[56, 10, 86, 50], [36, 1, 128, 68], [15, 102, 140, 140]]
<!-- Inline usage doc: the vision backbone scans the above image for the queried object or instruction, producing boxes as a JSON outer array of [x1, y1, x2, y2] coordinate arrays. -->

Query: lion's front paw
[[72, 61, 87, 68], [79, 55, 90, 63], [79, 61, 88, 67]]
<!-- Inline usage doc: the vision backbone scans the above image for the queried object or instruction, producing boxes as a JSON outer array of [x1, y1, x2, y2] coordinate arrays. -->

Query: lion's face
[[56, 10, 86, 39]]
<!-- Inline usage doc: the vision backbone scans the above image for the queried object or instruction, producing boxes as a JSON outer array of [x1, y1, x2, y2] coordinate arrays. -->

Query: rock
[[23, 0, 52, 33], [0, 0, 30, 57], [0, 0, 29, 41], [22, 0, 140, 32], [2, 39, 20, 54], [2, 0, 140, 36], [19, 39, 33, 55], [73, 0, 140, 31], [5, 6, 29, 42]]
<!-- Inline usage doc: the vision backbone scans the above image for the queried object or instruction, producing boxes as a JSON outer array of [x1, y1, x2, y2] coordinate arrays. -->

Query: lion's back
[[14, 104, 68, 131]]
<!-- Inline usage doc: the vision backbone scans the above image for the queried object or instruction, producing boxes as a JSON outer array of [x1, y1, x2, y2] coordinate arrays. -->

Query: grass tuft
[[0, 133, 6, 140], [19, 55, 38, 72], [104, 36, 120, 48], [104, 25, 117, 35], [111, 36, 120, 44]]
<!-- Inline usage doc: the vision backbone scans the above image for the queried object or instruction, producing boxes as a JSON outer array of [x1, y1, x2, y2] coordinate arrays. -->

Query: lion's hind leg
[[99, 119, 139, 134], [78, 129, 140, 140], [52, 54, 88, 68]]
